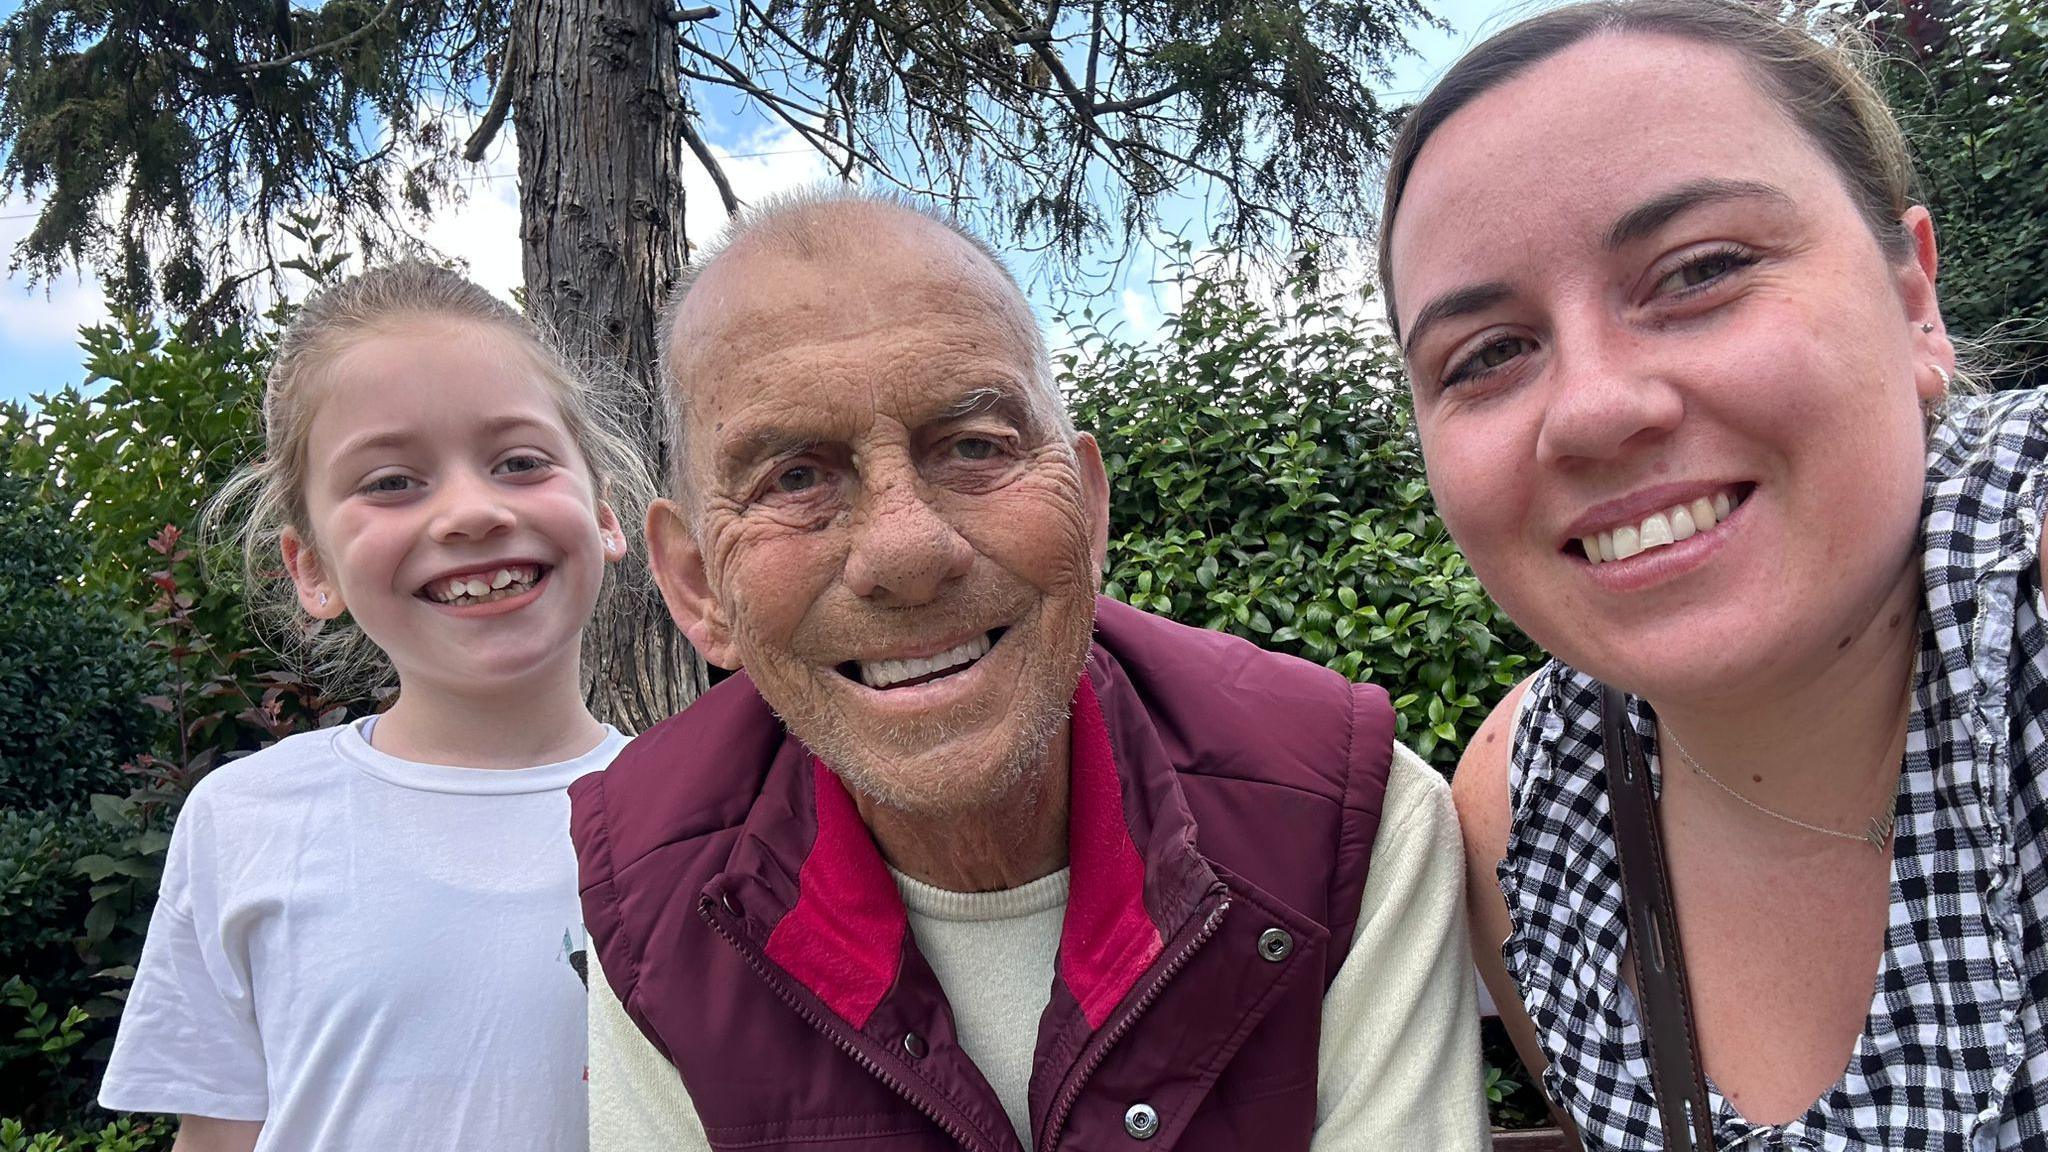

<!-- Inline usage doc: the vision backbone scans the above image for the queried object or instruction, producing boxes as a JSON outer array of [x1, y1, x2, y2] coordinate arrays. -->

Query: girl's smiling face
[[283, 317, 621, 700], [1389, 32, 1950, 702]]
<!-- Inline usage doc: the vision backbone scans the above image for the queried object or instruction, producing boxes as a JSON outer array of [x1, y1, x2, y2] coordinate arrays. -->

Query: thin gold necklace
[[1661, 724, 1895, 852]]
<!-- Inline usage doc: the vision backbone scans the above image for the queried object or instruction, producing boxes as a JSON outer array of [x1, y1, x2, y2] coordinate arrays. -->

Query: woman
[[1377, 1, 2047, 1147]]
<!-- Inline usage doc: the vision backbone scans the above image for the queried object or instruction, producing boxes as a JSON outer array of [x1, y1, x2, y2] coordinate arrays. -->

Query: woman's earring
[[317, 591, 329, 607], [1933, 364, 1953, 391]]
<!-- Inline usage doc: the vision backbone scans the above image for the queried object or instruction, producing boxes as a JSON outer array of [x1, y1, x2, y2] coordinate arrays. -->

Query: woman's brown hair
[[1375, 0, 1918, 341]]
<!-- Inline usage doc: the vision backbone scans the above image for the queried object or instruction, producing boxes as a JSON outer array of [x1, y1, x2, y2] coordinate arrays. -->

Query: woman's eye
[[1654, 248, 1754, 296], [1444, 336, 1534, 387], [953, 437, 1001, 461]]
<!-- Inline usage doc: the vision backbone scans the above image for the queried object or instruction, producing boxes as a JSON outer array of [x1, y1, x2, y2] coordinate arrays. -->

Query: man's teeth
[[859, 633, 993, 688], [1583, 491, 1739, 565], [426, 565, 541, 604]]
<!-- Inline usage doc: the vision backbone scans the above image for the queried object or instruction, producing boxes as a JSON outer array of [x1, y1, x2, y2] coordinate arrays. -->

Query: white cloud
[[678, 123, 835, 249], [0, 194, 112, 350]]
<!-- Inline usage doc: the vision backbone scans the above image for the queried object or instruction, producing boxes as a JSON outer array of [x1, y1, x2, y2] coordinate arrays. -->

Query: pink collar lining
[[762, 677, 1164, 1029]]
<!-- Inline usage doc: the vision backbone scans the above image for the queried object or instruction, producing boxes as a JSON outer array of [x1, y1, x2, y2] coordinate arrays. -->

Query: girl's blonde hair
[[205, 260, 657, 699]]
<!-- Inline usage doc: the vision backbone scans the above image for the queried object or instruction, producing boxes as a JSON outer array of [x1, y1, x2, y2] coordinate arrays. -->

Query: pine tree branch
[[237, 0, 404, 73]]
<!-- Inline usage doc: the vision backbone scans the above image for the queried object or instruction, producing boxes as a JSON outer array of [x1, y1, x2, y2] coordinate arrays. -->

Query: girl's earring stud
[[317, 592, 330, 607], [1921, 321, 1935, 333]]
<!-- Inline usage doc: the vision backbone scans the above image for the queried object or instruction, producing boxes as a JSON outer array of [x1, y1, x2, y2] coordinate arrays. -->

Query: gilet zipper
[[699, 896, 1004, 1152], [1037, 889, 1233, 1152]]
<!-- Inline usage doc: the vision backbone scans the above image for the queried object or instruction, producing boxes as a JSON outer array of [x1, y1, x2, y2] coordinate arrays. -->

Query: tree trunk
[[512, 0, 707, 732]]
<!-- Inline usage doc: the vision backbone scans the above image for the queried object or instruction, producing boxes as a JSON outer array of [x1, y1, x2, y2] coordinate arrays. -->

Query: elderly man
[[571, 190, 1486, 1151]]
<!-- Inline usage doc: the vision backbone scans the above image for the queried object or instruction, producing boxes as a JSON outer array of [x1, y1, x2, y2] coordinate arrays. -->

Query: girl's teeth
[[1585, 491, 1743, 565], [431, 566, 538, 603]]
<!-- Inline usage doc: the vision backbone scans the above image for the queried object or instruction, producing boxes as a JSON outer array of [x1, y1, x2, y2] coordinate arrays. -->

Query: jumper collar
[[725, 655, 1205, 1031]]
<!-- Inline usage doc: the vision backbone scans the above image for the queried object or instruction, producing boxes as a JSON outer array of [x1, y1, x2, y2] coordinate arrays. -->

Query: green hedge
[[0, 472, 158, 812]]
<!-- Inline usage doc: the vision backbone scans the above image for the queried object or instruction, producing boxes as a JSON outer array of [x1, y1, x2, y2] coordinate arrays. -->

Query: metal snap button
[[1257, 926, 1293, 962], [1124, 1102, 1159, 1140], [902, 1031, 928, 1059], [719, 891, 742, 917]]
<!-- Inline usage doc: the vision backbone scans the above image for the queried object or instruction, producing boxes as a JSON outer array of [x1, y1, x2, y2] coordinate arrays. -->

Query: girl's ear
[[646, 498, 740, 670], [596, 500, 627, 564], [281, 529, 346, 620]]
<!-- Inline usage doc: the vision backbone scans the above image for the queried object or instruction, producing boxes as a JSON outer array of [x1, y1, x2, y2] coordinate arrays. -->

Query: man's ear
[[1074, 432, 1111, 574], [646, 498, 741, 669], [281, 529, 346, 620]]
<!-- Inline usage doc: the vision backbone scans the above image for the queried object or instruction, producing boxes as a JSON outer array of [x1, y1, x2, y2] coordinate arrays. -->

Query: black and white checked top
[[1503, 389, 2048, 1151]]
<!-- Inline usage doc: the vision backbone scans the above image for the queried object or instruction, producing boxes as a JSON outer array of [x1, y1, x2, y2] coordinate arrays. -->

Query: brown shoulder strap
[[1601, 684, 1718, 1151]]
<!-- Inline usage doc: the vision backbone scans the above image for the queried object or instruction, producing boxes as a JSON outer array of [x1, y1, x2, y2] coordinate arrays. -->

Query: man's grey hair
[[654, 186, 1072, 504]]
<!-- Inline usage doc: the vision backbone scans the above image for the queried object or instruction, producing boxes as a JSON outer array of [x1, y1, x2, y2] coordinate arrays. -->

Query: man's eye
[[773, 464, 821, 493], [953, 437, 1001, 461]]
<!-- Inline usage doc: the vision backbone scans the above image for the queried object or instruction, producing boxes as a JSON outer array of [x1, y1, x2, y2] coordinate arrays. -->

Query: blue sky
[[0, 0, 1523, 407]]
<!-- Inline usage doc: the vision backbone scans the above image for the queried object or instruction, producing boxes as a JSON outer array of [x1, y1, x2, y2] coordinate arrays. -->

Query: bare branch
[[238, 0, 403, 73], [463, 39, 518, 162], [667, 5, 720, 23], [680, 116, 741, 217]]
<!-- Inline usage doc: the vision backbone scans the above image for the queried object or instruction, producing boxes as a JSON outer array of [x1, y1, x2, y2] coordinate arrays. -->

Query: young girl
[[99, 261, 654, 1152]]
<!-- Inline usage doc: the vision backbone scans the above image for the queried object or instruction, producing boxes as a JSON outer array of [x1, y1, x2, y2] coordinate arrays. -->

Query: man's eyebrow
[[1604, 178, 1795, 251], [936, 384, 1038, 429], [715, 427, 817, 488], [1400, 282, 1513, 362]]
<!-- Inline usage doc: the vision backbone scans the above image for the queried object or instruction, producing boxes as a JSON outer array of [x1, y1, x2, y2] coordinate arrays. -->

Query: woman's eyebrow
[[1401, 282, 1513, 362], [1604, 177, 1795, 251]]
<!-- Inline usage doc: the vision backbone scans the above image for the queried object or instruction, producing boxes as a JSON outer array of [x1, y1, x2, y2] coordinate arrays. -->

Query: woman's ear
[[281, 529, 346, 619], [1900, 207, 1954, 401], [646, 498, 740, 669]]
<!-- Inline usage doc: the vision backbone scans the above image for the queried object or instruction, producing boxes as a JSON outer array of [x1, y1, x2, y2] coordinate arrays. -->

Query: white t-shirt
[[101, 717, 626, 1152]]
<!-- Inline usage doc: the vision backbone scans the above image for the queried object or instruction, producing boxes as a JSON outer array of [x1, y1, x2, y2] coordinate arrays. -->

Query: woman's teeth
[[1582, 491, 1740, 564], [425, 565, 541, 604], [859, 633, 993, 689]]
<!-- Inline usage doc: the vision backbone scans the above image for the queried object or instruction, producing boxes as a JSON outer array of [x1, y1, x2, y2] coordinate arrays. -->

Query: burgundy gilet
[[572, 598, 1396, 1152]]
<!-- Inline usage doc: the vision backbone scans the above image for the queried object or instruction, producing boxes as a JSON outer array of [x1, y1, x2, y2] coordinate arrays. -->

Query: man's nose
[[428, 471, 517, 542], [842, 482, 975, 605]]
